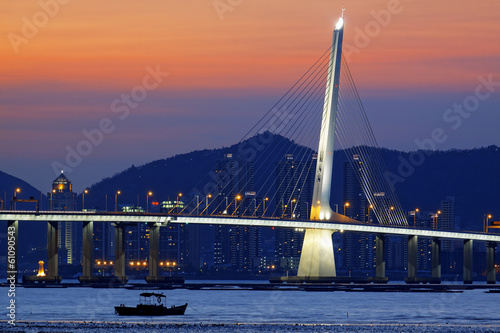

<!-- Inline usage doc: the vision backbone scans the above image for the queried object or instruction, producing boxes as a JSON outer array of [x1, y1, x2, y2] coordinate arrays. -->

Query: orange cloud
[[1, 0, 499, 100]]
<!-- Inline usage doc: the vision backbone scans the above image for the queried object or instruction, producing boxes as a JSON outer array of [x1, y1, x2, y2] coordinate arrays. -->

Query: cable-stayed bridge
[[2, 13, 499, 285]]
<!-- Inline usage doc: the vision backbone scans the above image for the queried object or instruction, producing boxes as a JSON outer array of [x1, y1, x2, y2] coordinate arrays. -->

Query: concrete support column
[[114, 223, 126, 279], [375, 234, 386, 281], [82, 221, 93, 278], [47, 221, 58, 278], [407, 235, 418, 282], [463, 239, 473, 284], [297, 229, 336, 278], [7, 221, 18, 283], [431, 238, 441, 280], [148, 223, 160, 280], [486, 242, 497, 285]]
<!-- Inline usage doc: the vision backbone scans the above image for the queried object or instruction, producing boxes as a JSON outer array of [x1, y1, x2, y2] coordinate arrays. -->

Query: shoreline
[[2, 321, 500, 333], [1, 281, 499, 292]]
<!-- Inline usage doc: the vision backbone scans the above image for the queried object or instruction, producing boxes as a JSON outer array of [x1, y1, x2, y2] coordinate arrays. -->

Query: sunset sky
[[1, 0, 500, 192]]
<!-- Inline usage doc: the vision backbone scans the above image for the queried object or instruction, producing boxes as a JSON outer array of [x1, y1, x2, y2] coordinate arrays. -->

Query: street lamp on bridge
[[82, 189, 88, 211], [205, 194, 212, 215], [12, 188, 21, 210], [343, 202, 350, 216], [388, 206, 394, 223], [195, 195, 199, 215], [233, 195, 241, 215], [432, 210, 441, 229], [263, 197, 269, 216], [485, 214, 492, 232], [367, 204, 373, 223], [177, 193, 182, 213], [222, 196, 228, 214], [291, 199, 297, 218], [49, 189, 55, 210], [115, 191, 121, 212], [146, 191, 153, 213]]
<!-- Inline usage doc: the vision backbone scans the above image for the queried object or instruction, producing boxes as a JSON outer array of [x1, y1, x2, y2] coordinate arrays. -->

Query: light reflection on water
[[10, 281, 500, 325]]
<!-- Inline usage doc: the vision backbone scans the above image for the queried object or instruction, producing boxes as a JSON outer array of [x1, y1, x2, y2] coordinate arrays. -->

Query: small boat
[[115, 292, 187, 316]]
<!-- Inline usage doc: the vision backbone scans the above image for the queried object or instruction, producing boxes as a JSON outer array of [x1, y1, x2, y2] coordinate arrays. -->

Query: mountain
[[2, 135, 499, 268], [79, 134, 499, 232], [81, 133, 313, 212], [387, 146, 500, 230], [0, 170, 47, 209], [0, 171, 49, 263]]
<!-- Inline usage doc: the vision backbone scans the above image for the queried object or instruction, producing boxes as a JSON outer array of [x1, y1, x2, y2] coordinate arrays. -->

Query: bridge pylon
[[297, 13, 344, 279]]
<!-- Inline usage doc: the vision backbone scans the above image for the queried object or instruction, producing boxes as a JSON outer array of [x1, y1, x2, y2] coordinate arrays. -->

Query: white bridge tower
[[297, 13, 346, 279]]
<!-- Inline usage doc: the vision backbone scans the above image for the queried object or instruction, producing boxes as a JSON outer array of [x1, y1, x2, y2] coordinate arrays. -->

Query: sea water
[[4, 280, 499, 326]]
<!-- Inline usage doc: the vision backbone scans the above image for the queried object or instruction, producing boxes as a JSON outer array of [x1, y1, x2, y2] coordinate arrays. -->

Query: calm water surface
[[5, 280, 500, 326]]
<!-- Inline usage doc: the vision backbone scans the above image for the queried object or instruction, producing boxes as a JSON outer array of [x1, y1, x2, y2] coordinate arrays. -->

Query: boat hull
[[115, 303, 187, 316]]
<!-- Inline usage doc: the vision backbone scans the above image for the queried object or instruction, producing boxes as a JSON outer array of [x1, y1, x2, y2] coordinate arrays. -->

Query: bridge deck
[[1, 211, 499, 242]]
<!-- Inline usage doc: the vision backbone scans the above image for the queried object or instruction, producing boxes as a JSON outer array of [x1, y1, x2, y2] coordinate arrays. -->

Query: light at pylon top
[[335, 17, 344, 30]]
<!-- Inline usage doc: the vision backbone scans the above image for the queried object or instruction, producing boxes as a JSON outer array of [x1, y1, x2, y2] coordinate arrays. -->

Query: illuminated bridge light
[[37, 261, 46, 277]]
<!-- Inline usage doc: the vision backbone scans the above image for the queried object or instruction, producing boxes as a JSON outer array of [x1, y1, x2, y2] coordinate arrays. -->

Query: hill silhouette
[[80, 135, 499, 232], [0, 171, 49, 267], [1, 135, 499, 268]]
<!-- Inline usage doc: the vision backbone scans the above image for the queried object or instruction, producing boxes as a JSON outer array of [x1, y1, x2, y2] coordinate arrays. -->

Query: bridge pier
[[375, 234, 386, 282], [148, 223, 160, 281], [406, 235, 418, 283], [463, 239, 473, 284], [82, 221, 93, 278], [47, 221, 59, 278], [431, 238, 441, 280], [7, 221, 18, 283], [486, 242, 496, 284], [114, 223, 127, 282], [297, 229, 336, 279]]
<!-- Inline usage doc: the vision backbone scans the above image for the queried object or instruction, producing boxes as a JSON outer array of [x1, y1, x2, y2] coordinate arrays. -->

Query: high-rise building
[[275, 227, 305, 267], [212, 154, 254, 215], [212, 153, 260, 272], [341, 156, 375, 273], [439, 196, 456, 232], [342, 155, 368, 222], [48, 171, 78, 266], [93, 221, 114, 262], [160, 200, 185, 214], [159, 200, 200, 272], [412, 211, 432, 273], [125, 223, 150, 263], [274, 154, 315, 273], [438, 196, 458, 275], [386, 235, 407, 273], [183, 223, 201, 271], [228, 224, 261, 272], [275, 154, 315, 219], [159, 222, 186, 268]]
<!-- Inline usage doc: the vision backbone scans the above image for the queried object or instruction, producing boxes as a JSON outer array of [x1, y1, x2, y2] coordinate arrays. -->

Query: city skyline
[[2, 0, 500, 192]]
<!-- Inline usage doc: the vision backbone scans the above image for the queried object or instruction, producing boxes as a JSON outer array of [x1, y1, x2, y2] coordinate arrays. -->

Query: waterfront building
[[48, 171, 78, 266]]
